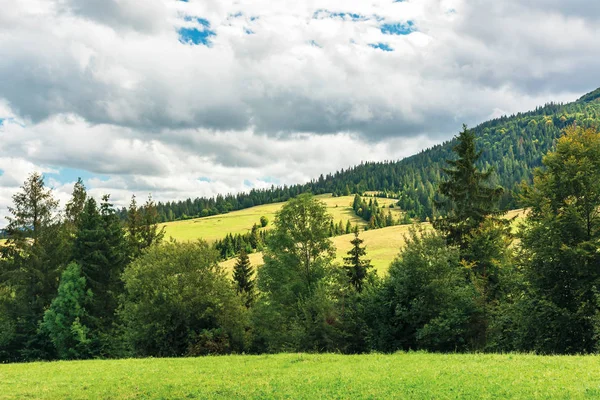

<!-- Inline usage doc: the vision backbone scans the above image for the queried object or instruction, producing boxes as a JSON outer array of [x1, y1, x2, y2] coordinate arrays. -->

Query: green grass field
[[2, 352, 600, 399], [161, 194, 402, 243]]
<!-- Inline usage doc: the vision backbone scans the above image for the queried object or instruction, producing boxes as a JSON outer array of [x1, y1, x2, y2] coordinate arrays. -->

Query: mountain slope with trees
[[150, 88, 600, 222]]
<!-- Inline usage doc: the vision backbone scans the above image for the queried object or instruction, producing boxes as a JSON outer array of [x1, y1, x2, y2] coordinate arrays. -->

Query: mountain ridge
[[149, 87, 600, 222]]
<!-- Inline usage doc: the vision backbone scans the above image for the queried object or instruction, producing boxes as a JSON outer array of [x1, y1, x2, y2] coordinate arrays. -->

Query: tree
[[64, 178, 87, 228], [0, 172, 68, 360], [139, 195, 165, 251], [40, 263, 93, 359], [253, 194, 337, 352], [5, 172, 58, 246], [125, 195, 143, 257], [119, 241, 247, 357], [516, 125, 600, 353], [74, 196, 128, 338], [126, 195, 165, 259], [232, 249, 255, 307], [367, 228, 478, 352], [343, 227, 373, 292], [260, 216, 269, 227], [260, 194, 335, 298], [433, 124, 504, 250]]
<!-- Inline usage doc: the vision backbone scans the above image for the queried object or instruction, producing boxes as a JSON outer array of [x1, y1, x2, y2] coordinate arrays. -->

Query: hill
[[161, 194, 402, 243], [150, 88, 600, 223], [2, 353, 600, 399]]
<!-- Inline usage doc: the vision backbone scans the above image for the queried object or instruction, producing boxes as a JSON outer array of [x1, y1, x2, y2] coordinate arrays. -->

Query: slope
[[153, 87, 600, 223]]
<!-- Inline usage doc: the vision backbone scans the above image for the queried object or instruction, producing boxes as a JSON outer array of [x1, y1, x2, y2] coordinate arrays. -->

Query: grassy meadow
[[161, 194, 402, 243], [2, 352, 600, 399]]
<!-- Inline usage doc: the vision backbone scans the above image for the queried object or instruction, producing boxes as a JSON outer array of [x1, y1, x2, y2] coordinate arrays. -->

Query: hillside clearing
[[161, 194, 402, 243], [1, 353, 599, 399]]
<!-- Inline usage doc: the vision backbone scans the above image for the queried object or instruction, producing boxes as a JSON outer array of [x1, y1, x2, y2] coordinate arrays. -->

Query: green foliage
[[253, 194, 337, 352], [343, 227, 373, 292], [367, 228, 479, 352], [515, 126, 600, 353], [260, 216, 269, 227], [73, 195, 128, 351], [119, 241, 247, 357], [433, 124, 504, 249], [232, 249, 255, 307], [40, 263, 93, 359], [126, 195, 165, 259], [0, 173, 70, 361]]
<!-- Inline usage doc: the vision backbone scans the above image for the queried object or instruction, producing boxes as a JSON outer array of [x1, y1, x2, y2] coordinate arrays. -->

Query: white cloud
[[0, 0, 599, 226]]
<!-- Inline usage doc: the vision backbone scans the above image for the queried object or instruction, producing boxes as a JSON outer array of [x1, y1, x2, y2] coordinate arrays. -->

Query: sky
[[1, 0, 600, 225]]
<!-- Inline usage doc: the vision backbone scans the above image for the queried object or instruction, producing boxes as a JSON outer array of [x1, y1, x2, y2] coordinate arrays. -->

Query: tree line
[[2, 123, 600, 360]]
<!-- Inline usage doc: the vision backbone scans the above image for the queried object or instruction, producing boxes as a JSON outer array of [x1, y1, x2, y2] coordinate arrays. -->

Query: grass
[[161, 194, 402, 243], [2, 352, 600, 399]]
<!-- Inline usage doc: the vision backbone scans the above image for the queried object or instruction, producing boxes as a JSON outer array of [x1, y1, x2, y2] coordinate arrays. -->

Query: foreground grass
[[161, 194, 402, 243], [2, 352, 600, 399]]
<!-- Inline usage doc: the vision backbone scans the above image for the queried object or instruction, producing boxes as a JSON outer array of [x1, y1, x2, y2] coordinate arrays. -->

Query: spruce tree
[[433, 124, 503, 249], [232, 249, 255, 307], [139, 195, 165, 251], [64, 178, 87, 228], [74, 196, 127, 334], [343, 227, 373, 292]]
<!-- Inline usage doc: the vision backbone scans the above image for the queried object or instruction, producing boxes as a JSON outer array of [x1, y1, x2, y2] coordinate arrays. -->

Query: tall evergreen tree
[[0, 172, 68, 360], [74, 196, 127, 338], [5, 172, 58, 246], [126, 195, 164, 258], [64, 178, 87, 228], [343, 227, 372, 292], [232, 249, 255, 307], [433, 124, 504, 249]]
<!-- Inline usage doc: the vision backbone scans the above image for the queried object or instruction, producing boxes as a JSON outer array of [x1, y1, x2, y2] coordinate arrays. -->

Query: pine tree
[[1, 172, 69, 360], [433, 124, 504, 249], [232, 249, 255, 307], [5, 172, 58, 246], [343, 227, 373, 292], [64, 178, 87, 228], [139, 195, 165, 251], [74, 196, 127, 333], [125, 195, 143, 257]]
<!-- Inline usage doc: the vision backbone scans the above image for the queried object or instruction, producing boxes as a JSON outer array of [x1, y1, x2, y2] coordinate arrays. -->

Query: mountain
[[151, 88, 600, 222]]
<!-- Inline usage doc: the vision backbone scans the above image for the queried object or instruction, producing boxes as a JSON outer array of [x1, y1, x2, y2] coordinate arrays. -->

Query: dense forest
[[2, 122, 600, 361], [143, 88, 600, 222]]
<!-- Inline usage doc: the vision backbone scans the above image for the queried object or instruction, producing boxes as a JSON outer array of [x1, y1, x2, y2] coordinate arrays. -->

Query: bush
[[260, 216, 269, 227]]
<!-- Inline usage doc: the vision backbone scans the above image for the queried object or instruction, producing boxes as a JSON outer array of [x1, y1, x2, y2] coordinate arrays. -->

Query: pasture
[[1, 352, 599, 399]]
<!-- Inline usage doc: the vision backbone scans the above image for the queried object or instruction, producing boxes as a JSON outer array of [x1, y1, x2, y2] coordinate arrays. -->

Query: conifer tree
[[232, 249, 255, 307], [64, 178, 87, 228], [74, 196, 127, 332], [433, 124, 503, 249], [343, 227, 373, 292]]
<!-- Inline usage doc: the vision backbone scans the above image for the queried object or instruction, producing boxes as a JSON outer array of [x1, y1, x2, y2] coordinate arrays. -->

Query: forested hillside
[[149, 88, 600, 222]]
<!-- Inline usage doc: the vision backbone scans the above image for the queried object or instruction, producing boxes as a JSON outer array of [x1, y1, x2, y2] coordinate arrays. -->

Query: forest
[[2, 122, 600, 361], [144, 88, 600, 223]]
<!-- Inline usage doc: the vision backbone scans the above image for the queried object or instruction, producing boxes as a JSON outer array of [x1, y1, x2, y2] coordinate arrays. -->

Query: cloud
[[0, 0, 599, 226]]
